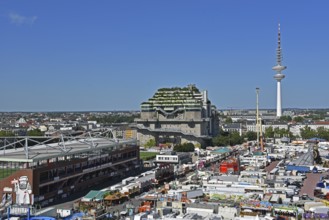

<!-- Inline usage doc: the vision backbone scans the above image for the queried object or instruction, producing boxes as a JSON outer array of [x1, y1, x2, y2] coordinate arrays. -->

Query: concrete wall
[[138, 133, 155, 146], [185, 111, 202, 120], [141, 112, 156, 120]]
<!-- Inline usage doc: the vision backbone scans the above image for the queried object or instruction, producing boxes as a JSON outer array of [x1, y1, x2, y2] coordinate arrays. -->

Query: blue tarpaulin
[[286, 165, 310, 172]]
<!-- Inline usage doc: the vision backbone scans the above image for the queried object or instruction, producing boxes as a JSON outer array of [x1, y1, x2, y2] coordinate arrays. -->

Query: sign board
[[10, 206, 29, 215], [3, 187, 13, 192], [57, 209, 71, 217]]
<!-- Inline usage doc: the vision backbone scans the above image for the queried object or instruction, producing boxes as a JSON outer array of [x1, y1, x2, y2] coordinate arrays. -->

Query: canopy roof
[[81, 190, 107, 202]]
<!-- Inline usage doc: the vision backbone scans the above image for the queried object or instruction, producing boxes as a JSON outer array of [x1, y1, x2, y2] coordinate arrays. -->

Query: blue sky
[[0, 1, 328, 111]]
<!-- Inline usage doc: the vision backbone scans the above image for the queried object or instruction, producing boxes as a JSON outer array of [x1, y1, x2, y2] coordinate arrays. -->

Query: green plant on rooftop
[[157, 85, 200, 93]]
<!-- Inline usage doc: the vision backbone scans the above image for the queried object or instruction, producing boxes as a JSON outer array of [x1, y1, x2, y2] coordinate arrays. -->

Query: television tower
[[272, 23, 286, 117]]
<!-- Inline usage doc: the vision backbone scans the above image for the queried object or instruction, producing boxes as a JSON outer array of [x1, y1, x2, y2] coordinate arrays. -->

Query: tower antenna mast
[[272, 23, 287, 117]]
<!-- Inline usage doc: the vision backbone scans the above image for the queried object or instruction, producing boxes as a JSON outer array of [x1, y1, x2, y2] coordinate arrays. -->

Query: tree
[[265, 127, 275, 138], [316, 127, 329, 141], [300, 126, 317, 139], [293, 116, 304, 123], [212, 135, 230, 146], [224, 117, 233, 124], [273, 127, 292, 138], [0, 130, 15, 137], [212, 131, 243, 146], [27, 129, 43, 136], [229, 132, 243, 145], [144, 139, 156, 148], [174, 143, 195, 152], [308, 114, 325, 121], [88, 113, 140, 124], [244, 131, 257, 141], [279, 115, 292, 122]]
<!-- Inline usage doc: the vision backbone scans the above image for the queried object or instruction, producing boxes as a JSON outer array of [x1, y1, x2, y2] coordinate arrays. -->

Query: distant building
[[290, 121, 329, 137], [222, 123, 244, 136], [135, 84, 219, 147]]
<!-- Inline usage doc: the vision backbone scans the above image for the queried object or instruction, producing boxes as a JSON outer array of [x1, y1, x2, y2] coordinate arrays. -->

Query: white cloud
[[8, 12, 37, 25]]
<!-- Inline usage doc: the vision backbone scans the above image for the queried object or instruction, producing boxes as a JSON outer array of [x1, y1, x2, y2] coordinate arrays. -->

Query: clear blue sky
[[1, 1, 328, 111]]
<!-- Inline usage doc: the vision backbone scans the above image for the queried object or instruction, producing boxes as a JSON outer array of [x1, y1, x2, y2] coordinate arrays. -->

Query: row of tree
[[173, 143, 195, 152], [212, 130, 245, 146], [225, 114, 327, 124], [0, 129, 44, 137], [263, 127, 292, 139], [264, 126, 329, 140], [212, 125, 329, 147], [88, 114, 139, 124], [300, 126, 329, 140]]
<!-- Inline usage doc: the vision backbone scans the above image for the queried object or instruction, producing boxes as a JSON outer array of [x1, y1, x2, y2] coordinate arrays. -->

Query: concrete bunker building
[[135, 84, 219, 147]]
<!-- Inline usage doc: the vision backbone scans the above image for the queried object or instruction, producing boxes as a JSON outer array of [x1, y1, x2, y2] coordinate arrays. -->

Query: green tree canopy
[[300, 126, 317, 139], [174, 142, 195, 152], [88, 114, 139, 124], [212, 130, 243, 146], [224, 117, 233, 124], [244, 131, 257, 141], [273, 127, 293, 139], [27, 129, 43, 136], [0, 130, 15, 137], [265, 127, 275, 138], [279, 116, 292, 122], [317, 127, 329, 140], [144, 139, 156, 148], [293, 116, 304, 123]]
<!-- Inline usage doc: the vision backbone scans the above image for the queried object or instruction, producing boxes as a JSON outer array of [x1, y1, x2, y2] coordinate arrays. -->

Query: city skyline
[[1, 1, 329, 111]]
